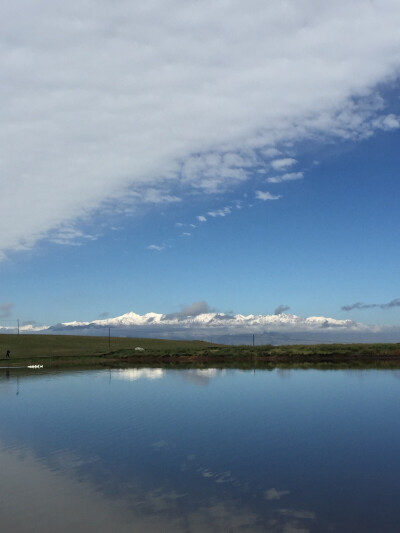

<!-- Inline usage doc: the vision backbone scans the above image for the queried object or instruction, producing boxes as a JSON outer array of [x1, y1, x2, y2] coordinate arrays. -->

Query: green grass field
[[1, 333, 400, 369], [0, 333, 214, 359]]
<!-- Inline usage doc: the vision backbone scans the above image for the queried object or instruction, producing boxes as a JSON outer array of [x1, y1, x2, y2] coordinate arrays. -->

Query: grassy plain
[[1, 333, 400, 369]]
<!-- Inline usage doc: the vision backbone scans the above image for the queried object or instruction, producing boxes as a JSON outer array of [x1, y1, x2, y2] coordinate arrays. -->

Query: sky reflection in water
[[1, 368, 400, 532]]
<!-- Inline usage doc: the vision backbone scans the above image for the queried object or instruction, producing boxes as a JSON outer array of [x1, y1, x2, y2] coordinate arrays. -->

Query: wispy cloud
[[372, 113, 400, 131], [0, 302, 13, 319], [255, 191, 281, 201], [271, 158, 297, 171], [265, 488, 291, 501], [140, 189, 181, 204], [262, 148, 281, 158], [49, 225, 98, 246], [181, 153, 249, 192], [198, 201, 243, 224], [176, 222, 196, 229], [267, 172, 304, 184], [2, 1, 400, 257], [147, 244, 166, 252], [342, 298, 400, 311], [207, 207, 232, 217]]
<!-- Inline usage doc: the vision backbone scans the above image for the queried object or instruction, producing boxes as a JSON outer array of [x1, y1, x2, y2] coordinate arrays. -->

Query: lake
[[1, 367, 400, 532]]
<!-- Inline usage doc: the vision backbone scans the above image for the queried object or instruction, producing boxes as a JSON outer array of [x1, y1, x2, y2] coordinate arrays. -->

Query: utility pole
[[108, 327, 111, 351], [17, 319, 20, 336], [252, 334, 255, 346]]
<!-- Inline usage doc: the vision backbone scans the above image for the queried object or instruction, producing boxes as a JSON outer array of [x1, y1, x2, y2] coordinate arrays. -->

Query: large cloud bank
[[1, 0, 400, 257]]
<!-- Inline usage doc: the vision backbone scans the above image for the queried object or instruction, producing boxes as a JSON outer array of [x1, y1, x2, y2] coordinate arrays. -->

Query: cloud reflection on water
[[0, 442, 143, 533], [110, 367, 229, 386], [5, 368, 386, 531], [111, 368, 164, 381], [180, 368, 227, 386], [0, 439, 318, 533]]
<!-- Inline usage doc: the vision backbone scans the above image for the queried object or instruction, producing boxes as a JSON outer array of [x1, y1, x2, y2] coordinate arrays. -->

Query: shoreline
[[1, 334, 400, 370], [2, 352, 400, 371]]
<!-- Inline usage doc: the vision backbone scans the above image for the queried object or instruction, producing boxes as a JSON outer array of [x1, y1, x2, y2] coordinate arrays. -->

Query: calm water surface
[[0, 367, 400, 532]]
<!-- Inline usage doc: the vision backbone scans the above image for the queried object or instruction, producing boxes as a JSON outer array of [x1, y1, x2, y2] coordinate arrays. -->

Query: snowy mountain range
[[9, 309, 399, 345], [57, 310, 362, 331]]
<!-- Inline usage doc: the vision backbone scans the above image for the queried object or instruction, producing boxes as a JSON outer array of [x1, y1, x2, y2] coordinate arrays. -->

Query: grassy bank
[[0, 333, 214, 359], [1, 333, 400, 369]]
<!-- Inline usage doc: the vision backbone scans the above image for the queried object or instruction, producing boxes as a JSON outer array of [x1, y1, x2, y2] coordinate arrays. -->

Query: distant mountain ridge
[[58, 310, 362, 331], [5, 309, 399, 345]]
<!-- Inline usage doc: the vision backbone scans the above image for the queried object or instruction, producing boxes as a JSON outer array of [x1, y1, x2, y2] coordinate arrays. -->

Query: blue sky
[[1, 0, 400, 335]]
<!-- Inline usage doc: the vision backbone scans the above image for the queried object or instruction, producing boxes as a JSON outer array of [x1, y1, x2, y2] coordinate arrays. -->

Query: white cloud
[[255, 191, 281, 201], [147, 244, 166, 251], [140, 189, 182, 204], [267, 172, 304, 184], [271, 158, 298, 171], [48, 225, 98, 246], [106, 187, 181, 213], [262, 148, 281, 158], [373, 113, 400, 130], [207, 207, 232, 217], [181, 153, 248, 192], [197, 216, 207, 222], [2, 0, 400, 256]]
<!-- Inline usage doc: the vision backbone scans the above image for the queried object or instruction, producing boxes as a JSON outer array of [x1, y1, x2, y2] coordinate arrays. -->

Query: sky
[[1, 0, 400, 338]]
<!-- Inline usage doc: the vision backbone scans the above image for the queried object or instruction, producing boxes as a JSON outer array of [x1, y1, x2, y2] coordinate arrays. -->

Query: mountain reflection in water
[[1, 368, 400, 532]]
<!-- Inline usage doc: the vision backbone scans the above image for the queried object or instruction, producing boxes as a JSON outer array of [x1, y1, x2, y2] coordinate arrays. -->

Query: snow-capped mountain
[[4, 309, 396, 345], [58, 310, 362, 331]]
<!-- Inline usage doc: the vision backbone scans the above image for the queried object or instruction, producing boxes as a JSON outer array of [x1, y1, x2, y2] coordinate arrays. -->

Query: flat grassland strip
[[1, 334, 400, 369]]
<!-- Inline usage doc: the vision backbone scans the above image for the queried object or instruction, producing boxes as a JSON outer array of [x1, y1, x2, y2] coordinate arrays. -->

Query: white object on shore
[[134, 347, 145, 352], [27, 365, 44, 369]]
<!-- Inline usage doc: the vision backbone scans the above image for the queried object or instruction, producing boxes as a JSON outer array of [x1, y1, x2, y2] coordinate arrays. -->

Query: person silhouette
[[6, 350, 10, 358]]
